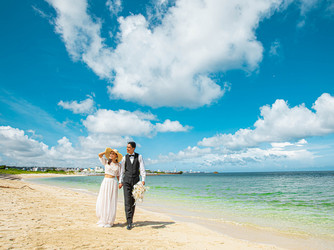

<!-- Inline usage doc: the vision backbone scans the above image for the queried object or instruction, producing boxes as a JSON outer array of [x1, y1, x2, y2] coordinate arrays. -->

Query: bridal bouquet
[[132, 182, 149, 204]]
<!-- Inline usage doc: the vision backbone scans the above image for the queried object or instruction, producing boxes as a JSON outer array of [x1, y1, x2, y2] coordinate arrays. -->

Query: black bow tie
[[129, 155, 135, 157]]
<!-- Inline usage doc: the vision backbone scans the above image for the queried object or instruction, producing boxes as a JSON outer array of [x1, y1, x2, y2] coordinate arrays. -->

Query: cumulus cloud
[[0, 125, 125, 167], [58, 97, 95, 114], [0, 103, 190, 167], [149, 146, 212, 165], [78, 133, 130, 151], [0, 126, 48, 159], [49, 137, 79, 160], [199, 93, 334, 149], [0, 126, 79, 166], [44, 0, 330, 108], [83, 109, 155, 136], [45, 0, 292, 108], [0, 116, 190, 167], [207, 144, 314, 166], [156, 119, 191, 132], [150, 140, 314, 169], [146, 0, 173, 25], [147, 94, 334, 169], [83, 109, 191, 136]]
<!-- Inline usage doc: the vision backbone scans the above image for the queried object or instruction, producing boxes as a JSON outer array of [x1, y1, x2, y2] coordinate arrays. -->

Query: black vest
[[125, 153, 140, 178]]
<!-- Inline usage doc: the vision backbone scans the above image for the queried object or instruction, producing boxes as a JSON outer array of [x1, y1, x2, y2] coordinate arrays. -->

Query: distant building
[[95, 166, 104, 173]]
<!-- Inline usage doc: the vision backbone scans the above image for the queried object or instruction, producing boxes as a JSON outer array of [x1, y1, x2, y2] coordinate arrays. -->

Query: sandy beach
[[0, 174, 285, 249]]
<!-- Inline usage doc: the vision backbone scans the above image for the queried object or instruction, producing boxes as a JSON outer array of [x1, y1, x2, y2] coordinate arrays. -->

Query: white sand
[[0, 175, 284, 249]]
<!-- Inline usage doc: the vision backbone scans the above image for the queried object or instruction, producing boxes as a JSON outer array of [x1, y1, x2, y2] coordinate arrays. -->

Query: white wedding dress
[[96, 158, 120, 227]]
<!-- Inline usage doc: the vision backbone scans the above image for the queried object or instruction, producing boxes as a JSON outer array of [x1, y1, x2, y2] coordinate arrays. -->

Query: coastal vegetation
[[146, 169, 183, 175], [0, 165, 183, 175], [0, 165, 70, 175]]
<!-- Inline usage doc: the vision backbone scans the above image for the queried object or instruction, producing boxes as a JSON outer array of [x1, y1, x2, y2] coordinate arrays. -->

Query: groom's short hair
[[128, 141, 136, 149]]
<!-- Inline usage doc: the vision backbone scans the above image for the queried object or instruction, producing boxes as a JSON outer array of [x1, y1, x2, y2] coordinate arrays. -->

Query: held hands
[[119, 182, 144, 188], [118, 182, 145, 189]]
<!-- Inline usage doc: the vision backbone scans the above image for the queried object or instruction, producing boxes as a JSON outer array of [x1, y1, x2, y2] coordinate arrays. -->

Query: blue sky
[[1, 0, 334, 172]]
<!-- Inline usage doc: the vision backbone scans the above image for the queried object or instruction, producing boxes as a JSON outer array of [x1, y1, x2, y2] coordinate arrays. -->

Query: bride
[[96, 148, 122, 227]]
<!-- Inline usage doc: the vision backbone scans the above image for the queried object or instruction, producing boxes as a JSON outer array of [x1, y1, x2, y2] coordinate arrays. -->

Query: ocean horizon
[[28, 170, 334, 243]]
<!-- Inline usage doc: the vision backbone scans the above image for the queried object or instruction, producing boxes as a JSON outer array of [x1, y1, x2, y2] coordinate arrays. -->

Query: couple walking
[[96, 141, 146, 230]]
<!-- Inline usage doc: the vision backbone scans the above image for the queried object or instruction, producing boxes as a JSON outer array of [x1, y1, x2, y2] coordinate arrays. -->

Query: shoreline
[[17, 173, 83, 179], [140, 198, 334, 250], [3, 174, 333, 249], [0, 175, 285, 249]]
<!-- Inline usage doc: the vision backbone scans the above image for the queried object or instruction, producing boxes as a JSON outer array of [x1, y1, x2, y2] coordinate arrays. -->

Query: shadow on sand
[[134, 221, 175, 229], [113, 221, 175, 229]]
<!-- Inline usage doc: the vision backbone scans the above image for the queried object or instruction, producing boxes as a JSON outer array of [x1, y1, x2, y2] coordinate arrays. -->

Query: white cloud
[[156, 119, 191, 132], [44, 0, 329, 108], [0, 101, 191, 167], [146, 0, 172, 24], [106, 0, 122, 16], [146, 94, 334, 169], [49, 137, 78, 160], [291, 0, 332, 27], [297, 139, 308, 145], [58, 97, 95, 114], [0, 126, 48, 159], [152, 146, 213, 164], [199, 93, 334, 149], [83, 109, 191, 136], [83, 109, 156, 136], [26, 130, 44, 140], [149, 140, 314, 169], [269, 40, 282, 57], [45, 0, 291, 108], [0, 126, 124, 167], [0, 126, 82, 166], [32, 5, 50, 20], [298, 0, 321, 16], [0, 119, 190, 168], [78, 133, 129, 151], [270, 142, 293, 148]]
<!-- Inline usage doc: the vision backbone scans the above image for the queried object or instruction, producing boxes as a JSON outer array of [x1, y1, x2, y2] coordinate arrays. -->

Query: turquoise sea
[[29, 171, 334, 243]]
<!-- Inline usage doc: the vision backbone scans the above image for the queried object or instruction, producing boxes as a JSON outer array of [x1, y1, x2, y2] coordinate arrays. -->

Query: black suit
[[123, 153, 140, 224]]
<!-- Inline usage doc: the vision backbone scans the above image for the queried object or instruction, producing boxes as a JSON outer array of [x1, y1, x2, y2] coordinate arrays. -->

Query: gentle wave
[[29, 171, 334, 238]]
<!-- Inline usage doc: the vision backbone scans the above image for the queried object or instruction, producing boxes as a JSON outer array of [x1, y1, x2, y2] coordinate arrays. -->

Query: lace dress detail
[[100, 158, 120, 176]]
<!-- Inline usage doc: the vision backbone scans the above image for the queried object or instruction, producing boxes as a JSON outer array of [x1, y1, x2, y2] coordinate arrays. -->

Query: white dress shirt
[[119, 153, 146, 184]]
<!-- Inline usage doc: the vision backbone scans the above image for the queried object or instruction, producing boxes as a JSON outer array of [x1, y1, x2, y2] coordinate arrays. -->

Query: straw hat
[[105, 147, 123, 163]]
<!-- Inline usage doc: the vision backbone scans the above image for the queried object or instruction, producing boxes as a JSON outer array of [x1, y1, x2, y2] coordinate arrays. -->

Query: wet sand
[[0, 175, 283, 249]]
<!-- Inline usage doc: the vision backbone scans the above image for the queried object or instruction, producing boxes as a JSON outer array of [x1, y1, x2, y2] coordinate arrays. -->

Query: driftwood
[[0, 185, 34, 190], [0, 174, 22, 180]]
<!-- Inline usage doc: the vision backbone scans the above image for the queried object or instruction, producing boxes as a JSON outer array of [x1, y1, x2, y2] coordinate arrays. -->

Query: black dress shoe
[[127, 223, 132, 230]]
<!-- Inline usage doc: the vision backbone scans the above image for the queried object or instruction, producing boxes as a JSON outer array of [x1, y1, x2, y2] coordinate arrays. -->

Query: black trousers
[[123, 176, 139, 224]]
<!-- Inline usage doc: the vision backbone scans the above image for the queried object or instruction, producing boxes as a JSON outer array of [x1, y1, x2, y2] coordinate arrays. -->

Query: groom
[[119, 141, 146, 230]]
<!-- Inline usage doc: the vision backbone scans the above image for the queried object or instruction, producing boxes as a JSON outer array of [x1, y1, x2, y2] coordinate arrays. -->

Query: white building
[[95, 166, 104, 173]]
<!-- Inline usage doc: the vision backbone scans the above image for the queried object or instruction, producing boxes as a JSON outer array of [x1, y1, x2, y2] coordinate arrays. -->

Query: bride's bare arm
[[98, 152, 105, 158]]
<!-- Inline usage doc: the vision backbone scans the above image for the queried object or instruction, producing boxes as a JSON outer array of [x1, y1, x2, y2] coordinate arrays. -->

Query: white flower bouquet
[[132, 182, 149, 204]]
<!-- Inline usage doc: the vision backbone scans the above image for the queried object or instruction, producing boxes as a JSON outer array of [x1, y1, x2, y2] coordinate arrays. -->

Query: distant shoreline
[[146, 172, 182, 176]]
